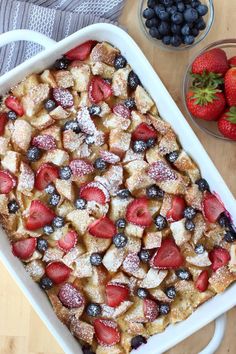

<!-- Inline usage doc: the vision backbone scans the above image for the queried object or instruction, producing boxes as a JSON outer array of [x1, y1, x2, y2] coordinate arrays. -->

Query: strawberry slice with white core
[[88, 216, 116, 239], [52, 88, 74, 108], [105, 283, 129, 307], [126, 198, 152, 227], [45, 261, 71, 284], [209, 247, 230, 272], [0, 113, 8, 136], [58, 283, 84, 308], [123, 253, 140, 273], [112, 104, 131, 119], [69, 159, 94, 177], [89, 76, 112, 104], [202, 192, 225, 223], [151, 238, 184, 269], [12, 238, 37, 260], [143, 299, 159, 322], [166, 196, 186, 222], [35, 163, 59, 191], [100, 150, 120, 164], [58, 230, 78, 252], [25, 200, 56, 231], [148, 161, 177, 182], [195, 270, 209, 292], [132, 123, 157, 142], [32, 134, 56, 151], [94, 319, 121, 346], [65, 40, 97, 61], [5, 95, 24, 116], [80, 184, 106, 205], [0, 170, 17, 194], [80, 181, 110, 203]]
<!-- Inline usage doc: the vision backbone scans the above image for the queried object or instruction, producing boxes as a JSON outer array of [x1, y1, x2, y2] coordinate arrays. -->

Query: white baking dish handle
[[199, 313, 226, 354]]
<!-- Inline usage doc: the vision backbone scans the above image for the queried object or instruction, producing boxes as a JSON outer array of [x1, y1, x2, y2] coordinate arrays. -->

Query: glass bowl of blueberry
[[140, 0, 214, 50]]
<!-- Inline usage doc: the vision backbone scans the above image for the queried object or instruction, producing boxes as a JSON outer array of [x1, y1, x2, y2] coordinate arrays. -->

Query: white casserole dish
[[0, 24, 235, 354]]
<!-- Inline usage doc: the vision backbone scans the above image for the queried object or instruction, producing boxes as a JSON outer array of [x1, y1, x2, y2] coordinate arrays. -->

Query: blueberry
[[143, 7, 155, 19], [183, 35, 195, 45], [149, 27, 162, 39], [7, 110, 17, 120], [131, 335, 147, 350], [40, 276, 53, 290], [224, 230, 236, 243], [170, 34, 182, 47], [162, 35, 172, 45], [63, 120, 81, 133], [8, 200, 19, 214], [147, 0, 156, 8], [37, 238, 48, 253], [191, 0, 201, 7], [158, 10, 170, 21], [165, 286, 176, 299], [162, 0, 174, 6], [171, 12, 183, 24], [137, 288, 149, 299], [166, 5, 177, 15], [49, 193, 60, 207], [184, 206, 196, 220], [59, 166, 72, 180], [44, 99, 56, 112], [94, 158, 107, 170], [133, 140, 147, 153], [85, 135, 95, 145], [113, 233, 128, 248], [114, 54, 127, 70], [139, 249, 151, 263], [196, 17, 206, 30], [146, 137, 157, 148], [43, 225, 54, 235], [146, 185, 164, 199], [116, 218, 126, 229], [197, 4, 208, 16], [166, 150, 179, 163], [148, 17, 160, 27], [88, 104, 101, 116], [90, 253, 103, 266], [158, 21, 171, 35], [74, 198, 87, 210], [177, 2, 185, 12], [175, 268, 191, 280], [26, 146, 42, 162], [128, 71, 141, 90], [117, 189, 131, 199], [191, 27, 199, 37], [196, 178, 209, 191], [45, 183, 56, 194], [218, 213, 231, 228], [54, 57, 69, 70], [154, 215, 167, 230], [124, 98, 136, 109], [154, 4, 165, 17], [171, 24, 181, 34], [194, 243, 205, 254], [159, 303, 170, 315], [146, 19, 153, 28], [82, 345, 95, 354], [86, 303, 101, 317], [185, 219, 195, 231], [52, 216, 65, 228], [181, 23, 191, 35], [184, 8, 198, 22]]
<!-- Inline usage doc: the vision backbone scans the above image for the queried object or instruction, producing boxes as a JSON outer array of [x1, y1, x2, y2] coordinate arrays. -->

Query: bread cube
[[63, 130, 83, 152], [62, 246, 85, 267], [140, 269, 167, 289], [209, 266, 236, 293], [0, 195, 9, 214], [103, 113, 131, 131], [109, 129, 131, 155], [186, 251, 211, 267], [124, 160, 148, 175], [40, 69, 57, 87], [42, 247, 64, 263], [1, 150, 21, 173], [135, 85, 154, 114], [67, 210, 94, 234], [22, 83, 49, 116], [70, 64, 90, 92], [91, 61, 115, 79], [70, 317, 94, 345], [185, 184, 203, 211], [43, 149, 69, 166], [83, 232, 111, 253], [73, 253, 93, 278], [55, 179, 75, 201], [0, 137, 9, 155], [25, 259, 45, 281], [102, 245, 126, 272], [170, 219, 191, 246], [143, 232, 162, 249], [159, 130, 179, 156], [126, 172, 153, 193], [109, 197, 132, 221], [146, 317, 169, 335], [125, 223, 144, 238], [30, 111, 54, 130], [17, 162, 35, 194], [12, 119, 32, 151], [174, 150, 200, 183], [54, 70, 74, 88], [49, 105, 70, 120], [90, 42, 119, 66], [112, 66, 131, 99]]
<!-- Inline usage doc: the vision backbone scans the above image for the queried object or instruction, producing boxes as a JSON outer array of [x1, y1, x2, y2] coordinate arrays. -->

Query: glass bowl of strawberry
[[183, 39, 236, 141]]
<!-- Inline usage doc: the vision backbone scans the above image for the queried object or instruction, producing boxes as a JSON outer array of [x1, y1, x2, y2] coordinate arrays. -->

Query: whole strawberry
[[218, 107, 236, 140], [224, 67, 236, 106], [228, 56, 236, 67], [192, 48, 229, 76], [186, 88, 226, 121]]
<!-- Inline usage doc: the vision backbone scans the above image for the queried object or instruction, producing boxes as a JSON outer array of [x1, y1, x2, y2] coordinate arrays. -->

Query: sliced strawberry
[[0, 170, 17, 194], [58, 283, 84, 308], [94, 319, 121, 346], [25, 200, 55, 231], [228, 56, 236, 67], [195, 270, 209, 292], [58, 230, 78, 252], [166, 196, 186, 222], [143, 299, 159, 322], [123, 253, 140, 273], [202, 192, 225, 223], [88, 216, 116, 239], [35, 163, 59, 191], [151, 238, 184, 269], [88, 76, 112, 104], [105, 283, 129, 308], [32, 134, 56, 151], [65, 41, 97, 61], [0, 112, 8, 135], [52, 88, 74, 108], [99, 150, 120, 164], [5, 95, 24, 116], [12, 238, 37, 260], [45, 261, 71, 284], [148, 161, 177, 182], [209, 247, 230, 272], [132, 123, 157, 142], [69, 159, 94, 177], [126, 198, 152, 227], [112, 104, 131, 119], [80, 185, 106, 205]]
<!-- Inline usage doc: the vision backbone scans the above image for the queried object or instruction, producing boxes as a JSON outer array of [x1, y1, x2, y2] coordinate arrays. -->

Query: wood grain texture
[[0, 0, 235, 353]]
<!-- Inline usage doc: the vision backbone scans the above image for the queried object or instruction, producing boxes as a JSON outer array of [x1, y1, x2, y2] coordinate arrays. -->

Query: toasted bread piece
[[140, 269, 167, 289], [185, 184, 203, 210], [22, 83, 49, 117], [229, 245, 236, 272], [62, 246, 85, 267], [25, 259, 45, 281], [186, 251, 211, 267], [146, 316, 169, 335], [0, 195, 9, 215], [73, 253, 93, 278], [91, 61, 115, 79], [103, 113, 131, 131], [112, 66, 131, 99], [126, 172, 153, 193], [102, 245, 126, 272], [148, 114, 171, 135], [70, 64, 91, 92], [0, 137, 9, 155], [55, 179, 75, 201], [174, 150, 201, 183], [54, 70, 74, 88], [91, 42, 119, 66], [83, 232, 111, 253], [192, 213, 206, 244], [12, 119, 32, 151], [96, 344, 124, 354], [128, 110, 146, 132], [67, 210, 94, 234], [125, 223, 144, 239], [159, 130, 179, 156], [126, 236, 141, 254], [70, 317, 94, 345], [40, 69, 57, 87], [42, 247, 64, 263], [209, 266, 236, 293], [109, 197, 133, 221], [98, 101, 111, 117], [170, 219, 191, 246], [30, 110, 54, 130], [143, 232, 162, 249], [109, 129, 131, 155], [43, 149, 69, 166], [1, 150, 21, 174], [17, 162, 35, 194], [124, 160, 148, 175], [123, 148, 145, 163], [124, 299, 146, 323], [49, 105, 70, 120], [135, 85, 154, 114]]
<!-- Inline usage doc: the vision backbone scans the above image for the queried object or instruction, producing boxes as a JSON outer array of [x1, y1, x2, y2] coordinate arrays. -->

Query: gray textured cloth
[[0, 0, 125, 74]]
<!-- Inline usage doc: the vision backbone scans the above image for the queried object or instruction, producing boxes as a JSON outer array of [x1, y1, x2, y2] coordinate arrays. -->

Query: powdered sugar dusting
[[69, 159, 94, 177], [77, 107, 97, 135], [100, 150, 120, 164], [148, 161, 177, 182], [32, 134, 56, 151], [58, 283, 84, 309], [81, 181, 110, 202], [18, 162, 35, 192], [123, 253, 140, 273], [52, 88, 74, 108]]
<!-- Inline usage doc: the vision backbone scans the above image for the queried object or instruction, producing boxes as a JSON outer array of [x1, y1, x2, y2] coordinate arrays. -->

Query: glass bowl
[[183, 39, 236, 141], [139, 0, 214, 51]]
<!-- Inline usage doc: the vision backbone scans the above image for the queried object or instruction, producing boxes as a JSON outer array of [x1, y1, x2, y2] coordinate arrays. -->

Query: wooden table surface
[[1, 1, 236, 353]]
